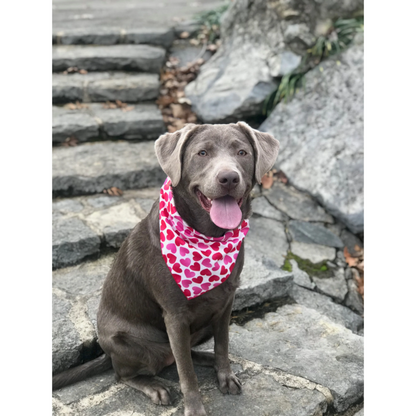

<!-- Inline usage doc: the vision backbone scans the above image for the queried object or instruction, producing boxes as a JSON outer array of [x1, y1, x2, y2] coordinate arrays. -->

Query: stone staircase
[[52, 2, 364, 415]]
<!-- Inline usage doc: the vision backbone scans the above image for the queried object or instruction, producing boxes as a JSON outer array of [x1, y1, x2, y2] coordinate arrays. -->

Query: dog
[[53, 122, 279, 416]]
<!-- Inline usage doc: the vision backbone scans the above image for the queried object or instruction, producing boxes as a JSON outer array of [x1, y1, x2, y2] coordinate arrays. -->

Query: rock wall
[[185, 0, 363, 123], [260, 36, 364, 233]]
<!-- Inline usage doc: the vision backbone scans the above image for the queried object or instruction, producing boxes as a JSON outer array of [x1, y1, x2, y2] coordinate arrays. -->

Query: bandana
[[159, 178, 250, 300]]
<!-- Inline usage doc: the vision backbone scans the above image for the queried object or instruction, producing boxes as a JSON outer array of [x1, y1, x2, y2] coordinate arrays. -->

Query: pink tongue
[[210, 196, 242, 230]]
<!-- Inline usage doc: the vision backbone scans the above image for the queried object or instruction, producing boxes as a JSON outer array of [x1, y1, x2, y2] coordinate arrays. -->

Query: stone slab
[[55, 27, 174, 48], [52, 141, 165, 197], [52, 45, 165, 73], [312, 268, 348, 303], [264, 182, 333, 223], [344, 279, 364, 316], [53, 292, 81, 374], [52, 103, 165, 143], [52, 0, 224, 37], [251, 195, 287, 222], [260, 41, 364, 233], [53, 189, 159, 266], [227, 304, 364, 412], [53, 107, 99, 142], [53, 364, 328, 416], [289, 284, 363, 334], [289, 259, 315, 290], [244, 217, 289, 268], [291, 241, 336, 264], [288, 220, 343, 248], [53, 72, 160, 103], [53, 216, 101, 269]]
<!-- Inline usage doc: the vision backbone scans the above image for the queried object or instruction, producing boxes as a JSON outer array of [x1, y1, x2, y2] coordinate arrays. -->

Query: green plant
[[263, 16, 364, 116], [194, 3, 230, 43]]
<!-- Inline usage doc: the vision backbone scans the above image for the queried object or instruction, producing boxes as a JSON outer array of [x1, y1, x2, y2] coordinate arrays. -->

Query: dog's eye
[[198, 150, 208, 156], [238, 150, 247, 156]]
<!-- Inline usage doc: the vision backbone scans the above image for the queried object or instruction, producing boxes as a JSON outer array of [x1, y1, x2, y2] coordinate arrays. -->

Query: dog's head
[[155, 122, 279, 231]]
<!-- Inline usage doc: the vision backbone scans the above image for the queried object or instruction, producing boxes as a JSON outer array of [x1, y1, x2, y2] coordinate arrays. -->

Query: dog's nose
[[217, 170, 240, 190]]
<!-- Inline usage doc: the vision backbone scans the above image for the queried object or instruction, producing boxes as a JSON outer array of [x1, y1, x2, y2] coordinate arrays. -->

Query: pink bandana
[[159, 178, 250, 300]]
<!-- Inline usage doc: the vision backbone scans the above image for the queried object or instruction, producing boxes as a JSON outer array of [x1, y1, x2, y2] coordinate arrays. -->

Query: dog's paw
[[144, 383, 172, 406], [184, 395, 207, 416], [217, 370, 242, 395]]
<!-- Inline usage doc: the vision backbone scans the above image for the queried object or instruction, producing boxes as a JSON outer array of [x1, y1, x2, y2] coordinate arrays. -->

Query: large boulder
[[260, 39, 364, 233], [185, 0, 363, 123]]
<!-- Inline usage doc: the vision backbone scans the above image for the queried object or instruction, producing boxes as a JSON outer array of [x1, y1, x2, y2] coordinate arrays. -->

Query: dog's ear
[[237, 121, 280, 185], [155, 124, 199, 187]]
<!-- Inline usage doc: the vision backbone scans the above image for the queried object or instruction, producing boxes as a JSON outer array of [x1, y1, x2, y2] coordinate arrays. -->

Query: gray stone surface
[[53, 217, 101, 269], [341, 229, 363, 255], [251, 195, 286, 221], [52, 364, 328, 416], [55, 26, 174, 48], [53, 257, 113, 373], [53, 107, 99, 142], [53, 103, 165, 142], [235, 248, 293, 311], [170, 40, 213, 68], [260, 41, 364, 233], [354, 408, 364, 416], [52, 45, 165, 73], [290, 284, 363, 334], [52, 141, 165, 196], [345, 278, 364, 316], [53, 189, 159, 265], [53, 292, 81, 374], [312, 268, 348, 302], [264, 182, 333, 223], [53, 72, 159, 103], [186, 0, 363, 122], [291, 241, 336, 263], [289, 259, 315, 290], [228, 304, 364, 411], [244, 217, 289, 268], [52, 0, 223, 37], [289, 220, 343, 248]]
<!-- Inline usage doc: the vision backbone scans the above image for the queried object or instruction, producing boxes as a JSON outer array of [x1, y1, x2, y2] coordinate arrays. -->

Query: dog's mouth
[[196, 188, 243, 230]]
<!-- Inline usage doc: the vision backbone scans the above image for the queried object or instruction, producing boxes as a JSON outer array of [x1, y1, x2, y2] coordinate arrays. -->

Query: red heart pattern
[[159, 177, 250, 300]]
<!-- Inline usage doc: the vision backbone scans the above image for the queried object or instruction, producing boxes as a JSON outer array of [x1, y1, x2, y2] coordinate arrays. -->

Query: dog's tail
[[52, 354, 112, 391]]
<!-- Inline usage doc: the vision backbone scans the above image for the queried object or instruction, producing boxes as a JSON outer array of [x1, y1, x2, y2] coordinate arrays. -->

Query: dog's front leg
[[213, 299, 242, 395], [164, 314, 206, 416]]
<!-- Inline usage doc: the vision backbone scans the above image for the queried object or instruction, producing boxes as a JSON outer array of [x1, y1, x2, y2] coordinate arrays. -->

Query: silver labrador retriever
[[53, 122, 279, 416]]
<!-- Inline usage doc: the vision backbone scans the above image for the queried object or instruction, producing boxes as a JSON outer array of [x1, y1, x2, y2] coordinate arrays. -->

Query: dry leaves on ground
[[64, 101, 89, 110], [102, 100, 134, 112], [344, 245, 364, 299], [157, 56, 204, 132], [62, 67, 88, 75], [61, 135, 79, 147], [261, 169, 288, 189], [102, 187, 123, 196]]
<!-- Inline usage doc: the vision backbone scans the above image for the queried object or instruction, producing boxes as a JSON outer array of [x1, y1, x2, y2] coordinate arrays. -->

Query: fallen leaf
[[103, 187, 123, 196], [180, 31, 190, 39], [261, 172, 274, 189], [344, 247, 359, 267], [61, 135, 79, 147], [276, 170, 288, 184], [79, 69, 88, 74]]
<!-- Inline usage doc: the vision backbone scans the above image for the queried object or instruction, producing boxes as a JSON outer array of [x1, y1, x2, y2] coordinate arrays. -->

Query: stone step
[[53, 27, 174, 48], [53, 72, 159, 104], [52, 103, 165, 143], [52, 301, 362, 416], [53, 141, 165, 197], [53, 188, 159, 269], [52, 45, 165, 73], [52, 242, 293, 375]]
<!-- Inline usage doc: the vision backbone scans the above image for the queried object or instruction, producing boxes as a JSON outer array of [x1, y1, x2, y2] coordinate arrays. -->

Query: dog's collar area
[[159, 177, 250, 300]]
